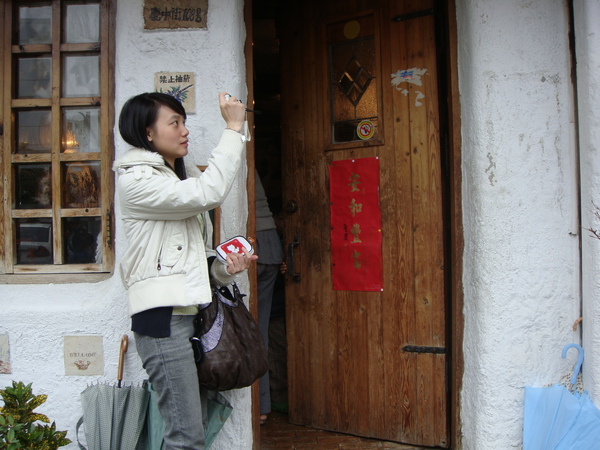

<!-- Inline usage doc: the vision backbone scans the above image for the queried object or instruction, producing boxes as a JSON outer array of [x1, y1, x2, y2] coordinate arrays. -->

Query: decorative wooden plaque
[[144, 0, 208, 30]]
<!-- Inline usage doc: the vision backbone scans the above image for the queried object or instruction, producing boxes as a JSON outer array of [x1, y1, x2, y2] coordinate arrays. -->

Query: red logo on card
[[220, 239, 245, 255]]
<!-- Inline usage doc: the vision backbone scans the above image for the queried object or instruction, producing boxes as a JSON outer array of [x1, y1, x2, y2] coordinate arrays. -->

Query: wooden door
[[280, 0, 449, 447]]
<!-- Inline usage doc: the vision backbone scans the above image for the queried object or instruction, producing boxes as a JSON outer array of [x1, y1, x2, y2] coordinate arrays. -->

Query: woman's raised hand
[[219, 92, 246, 133]]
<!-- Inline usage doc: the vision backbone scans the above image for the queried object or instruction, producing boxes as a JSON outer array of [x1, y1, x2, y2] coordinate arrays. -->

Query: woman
[[114, 92, 256, 449]]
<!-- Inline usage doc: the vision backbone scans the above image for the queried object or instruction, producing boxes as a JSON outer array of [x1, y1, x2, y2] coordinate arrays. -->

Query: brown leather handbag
[[190, 283, 268, 391]]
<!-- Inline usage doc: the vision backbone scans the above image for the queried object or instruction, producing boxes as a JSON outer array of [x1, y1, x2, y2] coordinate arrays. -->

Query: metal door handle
[[287, 235, 301, 283], [285, 200, 299, 214]]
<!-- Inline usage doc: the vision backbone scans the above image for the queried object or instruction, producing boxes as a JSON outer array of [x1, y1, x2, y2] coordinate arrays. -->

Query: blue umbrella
[[523, 343, 600, 450], [554, 389, 600, 449]]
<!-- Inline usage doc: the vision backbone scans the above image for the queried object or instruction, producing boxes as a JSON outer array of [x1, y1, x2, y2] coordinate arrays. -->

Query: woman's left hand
[[225, 249, 258, 275]]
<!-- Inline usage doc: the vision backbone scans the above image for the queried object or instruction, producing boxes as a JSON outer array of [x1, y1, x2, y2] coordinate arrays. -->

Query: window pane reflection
[[331, 40, 376, 121], [328, 15, 379, 145], [62, 108, 100, 153], [17, 5, 52, 45], [16, 218, 53, 265], [65, 4, 100, 43], [16, 110, 52, 154], [18, 57, 52, 98], [63, 55, 100, 97], [15, 164, 52, 209], [62, 162, 100, 208], [64, 217, 102, 264]]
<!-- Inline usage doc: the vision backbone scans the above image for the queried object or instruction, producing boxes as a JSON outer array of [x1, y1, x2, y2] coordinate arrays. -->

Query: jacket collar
[[112, 148, 165, 172], [113, 147, 204, 178]]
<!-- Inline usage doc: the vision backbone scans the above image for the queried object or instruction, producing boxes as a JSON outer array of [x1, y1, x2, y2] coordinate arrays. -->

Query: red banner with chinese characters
[[329, 157, 383, 291]]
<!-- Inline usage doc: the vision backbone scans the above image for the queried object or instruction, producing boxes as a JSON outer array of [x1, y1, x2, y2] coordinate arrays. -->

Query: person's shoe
[[260, 414, 268, 425]]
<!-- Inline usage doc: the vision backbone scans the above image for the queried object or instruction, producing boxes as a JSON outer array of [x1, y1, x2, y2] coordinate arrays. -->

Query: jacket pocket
[[158, 224, 187, 270]]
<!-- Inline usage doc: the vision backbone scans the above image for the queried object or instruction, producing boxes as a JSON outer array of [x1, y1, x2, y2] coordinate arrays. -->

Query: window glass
[[64, 4, 100, 43], [328, 15, 380, 145], [15, 164, 52, 209], [16, 219, 54, 265], [62, 55, 100, 97], [17, 57, 52, 98], [62, 162, 101, 208], [64, 217, 102, 264], [17, 5, 52, 45], [62, 108, 101, 153], [16, 110, 52, 154]]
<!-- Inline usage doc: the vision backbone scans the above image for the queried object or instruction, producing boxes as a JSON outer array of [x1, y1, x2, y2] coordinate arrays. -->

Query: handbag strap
[[231, 282, 246, 301]]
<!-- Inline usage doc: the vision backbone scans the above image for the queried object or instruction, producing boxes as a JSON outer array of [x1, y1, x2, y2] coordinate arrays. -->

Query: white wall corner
[[576, 0, 600, 405], [457, 0, 581, 448]]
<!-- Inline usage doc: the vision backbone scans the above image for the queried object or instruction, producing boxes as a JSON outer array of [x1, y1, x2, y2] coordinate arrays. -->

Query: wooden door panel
[[281, 0, 448, 446], [388, 11, 447, 444]]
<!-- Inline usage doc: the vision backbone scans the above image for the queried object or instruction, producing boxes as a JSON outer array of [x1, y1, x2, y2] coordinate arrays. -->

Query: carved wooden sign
[[144, 0, 208, 30]]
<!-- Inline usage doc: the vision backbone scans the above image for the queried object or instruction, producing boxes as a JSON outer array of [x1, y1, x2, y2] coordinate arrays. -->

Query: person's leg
[[257, 263, 279, 418], [135, 315, 205, 450]]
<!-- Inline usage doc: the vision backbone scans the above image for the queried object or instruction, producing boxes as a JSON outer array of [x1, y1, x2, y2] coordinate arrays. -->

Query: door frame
[[440, 1, 464, 448], [244, 1, 464, 448], [243, 3, 260, 449]]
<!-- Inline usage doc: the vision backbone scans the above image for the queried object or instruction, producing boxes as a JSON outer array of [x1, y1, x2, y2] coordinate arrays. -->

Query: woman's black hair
[[118, 92, 188, 179]]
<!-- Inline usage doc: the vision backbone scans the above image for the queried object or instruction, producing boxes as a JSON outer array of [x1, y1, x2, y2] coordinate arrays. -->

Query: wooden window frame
[[0, 0, 115, 283]]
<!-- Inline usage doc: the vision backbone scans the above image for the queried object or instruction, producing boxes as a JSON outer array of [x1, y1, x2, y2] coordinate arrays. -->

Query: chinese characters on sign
[[154, 72, 196, 114], [144, 0, 208, 30], [329, 157, 383, 291]]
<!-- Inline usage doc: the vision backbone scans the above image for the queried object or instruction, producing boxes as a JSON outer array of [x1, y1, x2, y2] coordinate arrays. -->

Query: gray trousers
[[135, 315, 206, 450], [257, 263, 280, 415]]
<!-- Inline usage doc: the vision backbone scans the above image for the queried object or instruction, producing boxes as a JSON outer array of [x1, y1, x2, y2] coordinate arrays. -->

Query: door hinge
[[392, 8, 435, 22], [403, 345, 446, 354]]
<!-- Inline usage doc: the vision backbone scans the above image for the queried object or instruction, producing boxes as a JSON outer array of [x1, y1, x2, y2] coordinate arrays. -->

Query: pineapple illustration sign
[[154, 72, 196, 113]]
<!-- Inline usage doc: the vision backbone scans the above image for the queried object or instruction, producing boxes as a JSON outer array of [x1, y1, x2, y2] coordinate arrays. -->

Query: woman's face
[[147, 105, 189, 167]]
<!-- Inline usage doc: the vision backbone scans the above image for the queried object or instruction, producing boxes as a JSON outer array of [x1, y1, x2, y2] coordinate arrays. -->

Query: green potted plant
[[0, 381, 71, 449]]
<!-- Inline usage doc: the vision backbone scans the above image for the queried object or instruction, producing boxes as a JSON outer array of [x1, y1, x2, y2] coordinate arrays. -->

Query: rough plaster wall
[[0, 1, 252, 449], [0, 281, 131, 448], [456, 1, 581, 448], [577, 0, 600, 404]]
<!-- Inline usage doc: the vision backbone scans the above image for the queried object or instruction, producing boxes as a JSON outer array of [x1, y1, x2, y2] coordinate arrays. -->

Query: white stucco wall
[[577, 0, 600, 406], [0, 1, 252, 449], [457, 0, 584, 448]]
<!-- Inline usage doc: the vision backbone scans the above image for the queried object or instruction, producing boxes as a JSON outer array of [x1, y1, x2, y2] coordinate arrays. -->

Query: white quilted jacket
[[113, 129, 245, 316]]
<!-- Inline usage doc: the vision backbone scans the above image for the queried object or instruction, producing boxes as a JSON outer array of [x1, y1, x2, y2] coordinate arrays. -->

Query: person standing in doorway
[[255, 170, 285, 424]]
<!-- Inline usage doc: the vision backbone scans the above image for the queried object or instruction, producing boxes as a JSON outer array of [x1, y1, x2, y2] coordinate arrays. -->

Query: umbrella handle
[[562, 343, 584, 386], [118, 335, 129, 387]]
